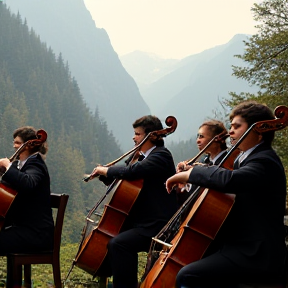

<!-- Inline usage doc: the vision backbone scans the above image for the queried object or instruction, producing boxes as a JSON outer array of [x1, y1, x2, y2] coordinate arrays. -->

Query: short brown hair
[[133, 115, 164, 146], [13, 126, 48, 154], [199, 120, 228, 150], [229, 101, 275, 144]]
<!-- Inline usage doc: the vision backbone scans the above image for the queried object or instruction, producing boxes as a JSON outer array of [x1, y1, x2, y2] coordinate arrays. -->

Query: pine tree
[[227, 0, 288, 207], [228, 0, 288, 106], [0, 3, 122, 243]]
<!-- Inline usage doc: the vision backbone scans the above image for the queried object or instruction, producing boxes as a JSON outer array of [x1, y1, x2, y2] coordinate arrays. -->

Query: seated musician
[[166, 101, 287, 287], [91, 115, 178, 288], [176, 119, 228, 207], [0, 126, 54, 255]]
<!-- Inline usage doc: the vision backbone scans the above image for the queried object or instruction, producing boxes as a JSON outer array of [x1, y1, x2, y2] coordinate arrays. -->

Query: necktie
[[129, 151, 145, 164], [233, 152, 243, 169], [203, 155, 213, 166], [137, 154, 145, 161]]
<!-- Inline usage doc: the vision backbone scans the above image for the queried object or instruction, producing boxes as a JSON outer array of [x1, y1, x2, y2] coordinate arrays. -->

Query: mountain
[[120, 34, 258, 143], [6, 0, 150, 151], [5, 0, 257, 146], [120, 51, 180, 93], [0, 3, 125, 242]]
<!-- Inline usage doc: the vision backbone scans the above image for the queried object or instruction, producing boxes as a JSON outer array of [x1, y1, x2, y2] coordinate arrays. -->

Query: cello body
[[0, 183, 17, 230], [140, 105, 288, 287], [68, 116, 178, 280], [74, 178, 143, 277], [140, 188, 235, 288], [140, 140, 238, 287]]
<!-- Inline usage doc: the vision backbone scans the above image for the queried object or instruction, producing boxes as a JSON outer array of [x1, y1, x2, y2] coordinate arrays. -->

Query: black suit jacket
[[188, 143, 287, 274], [0, 153, 54, 252], [106, 146, 178, 237]]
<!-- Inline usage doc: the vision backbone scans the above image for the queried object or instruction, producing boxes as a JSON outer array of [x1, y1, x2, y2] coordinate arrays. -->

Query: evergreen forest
[[228, 0, 288, 178], [0, 3, 123, 243]]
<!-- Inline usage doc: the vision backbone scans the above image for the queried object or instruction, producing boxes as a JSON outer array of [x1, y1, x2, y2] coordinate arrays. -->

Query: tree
[[228, 0, 288, 107], [227, 0, 288, 208], [0, 3, 123, 243]]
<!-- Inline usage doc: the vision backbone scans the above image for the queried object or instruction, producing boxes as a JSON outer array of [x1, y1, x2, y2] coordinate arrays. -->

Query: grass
[[0, 243, 148, 287], [2, 241, 287, 287]]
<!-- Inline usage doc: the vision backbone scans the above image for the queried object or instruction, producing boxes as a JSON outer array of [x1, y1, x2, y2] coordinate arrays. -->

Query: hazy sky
[[84, 0, 261, 59]]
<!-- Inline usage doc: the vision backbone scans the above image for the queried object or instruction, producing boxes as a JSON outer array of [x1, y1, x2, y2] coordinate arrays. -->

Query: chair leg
[[6, 256, 13, 288], [6, 256, 22, 288], [98, 277, 108, 288], [52, 260, 62, 288], [24, 264, 32, 288], [13, 264, 22, 288]]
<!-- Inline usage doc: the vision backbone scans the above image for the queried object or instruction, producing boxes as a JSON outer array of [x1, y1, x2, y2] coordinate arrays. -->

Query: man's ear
[[23, 145, 30, 151]]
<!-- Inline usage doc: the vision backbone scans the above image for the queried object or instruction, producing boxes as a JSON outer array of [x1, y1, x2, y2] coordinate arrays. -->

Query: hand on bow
[[0, 158, 10, 176], [90, 165, 109, 179], [166, 168, 193, 194], [176, 161, 192, 173]]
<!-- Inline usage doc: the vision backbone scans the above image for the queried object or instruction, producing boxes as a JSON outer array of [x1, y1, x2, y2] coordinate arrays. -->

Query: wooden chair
[[6, 193, 69, 288]]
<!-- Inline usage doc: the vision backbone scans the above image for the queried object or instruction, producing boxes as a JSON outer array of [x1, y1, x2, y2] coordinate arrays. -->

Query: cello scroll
[[149, 116, 177, 140], [253, 105, 288, 133]]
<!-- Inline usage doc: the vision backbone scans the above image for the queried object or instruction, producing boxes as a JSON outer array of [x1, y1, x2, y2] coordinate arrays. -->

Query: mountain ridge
[[120, 34, 258, 142], [6, 0, 257, 145], [6, 0, 150, 151]]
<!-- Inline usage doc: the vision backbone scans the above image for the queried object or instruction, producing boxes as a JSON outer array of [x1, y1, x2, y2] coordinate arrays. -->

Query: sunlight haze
[[84, 0, 260, 59]]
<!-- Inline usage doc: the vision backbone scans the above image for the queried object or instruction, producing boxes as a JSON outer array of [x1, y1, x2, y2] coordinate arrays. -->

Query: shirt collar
[[18, 153, 38, 169], [141, 146, 156, 159], [211, 150, 226, 164], [239, 141, 263, 164]]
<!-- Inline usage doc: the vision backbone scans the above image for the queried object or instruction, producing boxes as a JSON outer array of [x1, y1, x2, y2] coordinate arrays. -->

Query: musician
[[0, 126, 54, 255], [166, 101, 287, 287], [91, 115, 178, 288], [176, 120, 228, 207]]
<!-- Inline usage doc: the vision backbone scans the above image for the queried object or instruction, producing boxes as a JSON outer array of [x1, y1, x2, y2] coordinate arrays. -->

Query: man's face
[[229, 115, 261, 151], [229, 115, 248, 147], [13, 136, 24, 151], [133, 127, 146, 146], [196, 126, 214, 151]]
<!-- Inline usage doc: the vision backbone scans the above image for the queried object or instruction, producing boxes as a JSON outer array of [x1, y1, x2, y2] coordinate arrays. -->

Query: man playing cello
[[0, 126, 54, 288], [91, 115, 178, 288], [176, 119, 229, 207], [166, 102, 287, 287]]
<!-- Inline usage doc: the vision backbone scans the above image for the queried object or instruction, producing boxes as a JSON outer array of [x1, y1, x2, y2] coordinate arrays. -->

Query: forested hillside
[[0, 3, 122, 243], [6, 0, 150, 151]]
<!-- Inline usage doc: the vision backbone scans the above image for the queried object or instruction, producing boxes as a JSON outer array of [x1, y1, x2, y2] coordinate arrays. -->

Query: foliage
[[167, 138, 198, 165], [228, 0, 288, 105], [227, 0, 288, 131], [0, 3, 122, 243]]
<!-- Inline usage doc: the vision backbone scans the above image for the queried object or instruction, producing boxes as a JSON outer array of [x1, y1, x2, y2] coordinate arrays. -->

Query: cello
[[140, 130, 237, 286], [140, 105, 288, 288], [0, 129, 47, 230], [65, 116, 178, 280]]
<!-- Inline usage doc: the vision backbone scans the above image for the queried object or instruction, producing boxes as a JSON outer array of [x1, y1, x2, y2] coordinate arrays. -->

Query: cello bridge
[[152, 237, 173, 251]]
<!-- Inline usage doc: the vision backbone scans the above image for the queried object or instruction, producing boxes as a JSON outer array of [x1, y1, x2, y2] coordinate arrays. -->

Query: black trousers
[[0, 225, 53, 254], [176, 250, 285, 288], [107, 228, 152, 288]]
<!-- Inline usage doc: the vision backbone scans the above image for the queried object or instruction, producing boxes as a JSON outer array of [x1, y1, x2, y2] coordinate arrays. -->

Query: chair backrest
[[50, 193, 69, 257]]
